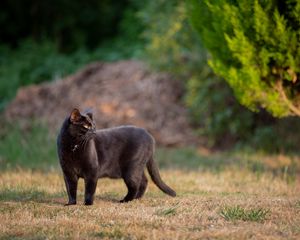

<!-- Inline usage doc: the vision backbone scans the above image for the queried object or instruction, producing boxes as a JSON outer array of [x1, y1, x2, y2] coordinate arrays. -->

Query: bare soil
[[5, 60, 198, 146]]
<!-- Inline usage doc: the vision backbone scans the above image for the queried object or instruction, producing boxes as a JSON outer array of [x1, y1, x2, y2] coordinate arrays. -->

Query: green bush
[[188, 0, 300, 117]]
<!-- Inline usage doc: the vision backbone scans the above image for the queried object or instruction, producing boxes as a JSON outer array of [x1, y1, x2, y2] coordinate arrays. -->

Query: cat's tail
[[146, 157, 176, 197]]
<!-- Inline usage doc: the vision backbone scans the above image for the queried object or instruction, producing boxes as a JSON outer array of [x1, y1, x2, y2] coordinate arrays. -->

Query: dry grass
[[0, 169, 299, 240]]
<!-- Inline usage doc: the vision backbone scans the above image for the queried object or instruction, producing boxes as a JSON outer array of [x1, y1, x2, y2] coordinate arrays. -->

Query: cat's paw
[[84, 200, 94, 205], [120, 198, 132, 203], [64, 201, 76, 206]]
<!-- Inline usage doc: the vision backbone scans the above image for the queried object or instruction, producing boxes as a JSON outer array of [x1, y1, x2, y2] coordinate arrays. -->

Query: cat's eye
[[83, 124, 90, 129]]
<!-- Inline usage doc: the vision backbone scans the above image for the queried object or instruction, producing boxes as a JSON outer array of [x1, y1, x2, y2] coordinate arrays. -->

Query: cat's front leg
[[63, 173, 78, 206], [84, 177, 98, 205]]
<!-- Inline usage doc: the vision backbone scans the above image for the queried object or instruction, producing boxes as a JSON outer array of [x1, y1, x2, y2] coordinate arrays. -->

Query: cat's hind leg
[[120, 172, 142, 203], [135, 172, 148, 199]]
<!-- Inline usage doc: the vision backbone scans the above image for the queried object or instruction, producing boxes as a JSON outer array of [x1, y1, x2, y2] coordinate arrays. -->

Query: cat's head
[[68, 108, 96, 137]]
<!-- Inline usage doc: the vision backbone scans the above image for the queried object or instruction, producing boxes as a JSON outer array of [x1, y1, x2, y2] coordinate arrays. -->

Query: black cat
[[57, 108, 176, 205]]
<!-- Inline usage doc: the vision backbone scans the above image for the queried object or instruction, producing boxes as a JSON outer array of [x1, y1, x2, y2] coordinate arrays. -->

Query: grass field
[[0, 166, 299, 239]]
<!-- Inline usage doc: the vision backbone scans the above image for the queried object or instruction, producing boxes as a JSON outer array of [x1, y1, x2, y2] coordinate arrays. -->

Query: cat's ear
[[86, 112, 93, 120], [70, 108, 82, 123], [84, 108, 93, 120]]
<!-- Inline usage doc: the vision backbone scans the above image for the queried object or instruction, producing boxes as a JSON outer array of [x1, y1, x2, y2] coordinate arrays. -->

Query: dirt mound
[[5, 60, 198, 146]]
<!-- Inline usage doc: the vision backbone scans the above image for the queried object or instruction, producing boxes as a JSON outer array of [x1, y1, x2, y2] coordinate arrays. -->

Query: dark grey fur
[[57, 108, 176, 205]]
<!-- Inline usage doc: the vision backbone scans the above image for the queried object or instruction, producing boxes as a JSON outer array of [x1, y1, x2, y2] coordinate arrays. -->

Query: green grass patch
[[95, 228, 132, 240], [155, 204, 178, 217], [220, 205, 270, 222]]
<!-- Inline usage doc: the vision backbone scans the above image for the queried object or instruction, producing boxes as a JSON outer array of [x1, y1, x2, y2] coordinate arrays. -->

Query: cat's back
[[95, 125, 154, 146]]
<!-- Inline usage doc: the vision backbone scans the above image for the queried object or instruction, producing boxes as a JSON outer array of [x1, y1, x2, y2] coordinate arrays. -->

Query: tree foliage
[[188, 0, 300, 117]]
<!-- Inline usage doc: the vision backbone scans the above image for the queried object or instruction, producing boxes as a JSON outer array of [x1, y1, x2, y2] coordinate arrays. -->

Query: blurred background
[[0, 0, 299, 180]]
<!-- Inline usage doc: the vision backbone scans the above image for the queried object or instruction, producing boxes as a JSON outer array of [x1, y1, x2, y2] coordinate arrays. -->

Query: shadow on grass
[[0, 234, 49, 240], [95, 195, 121, 203], [0, 188, 62, 204], [0, 188, 120, 205]]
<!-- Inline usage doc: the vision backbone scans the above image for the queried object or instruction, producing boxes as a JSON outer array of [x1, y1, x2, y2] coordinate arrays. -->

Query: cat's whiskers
[[77, 131, 96, 151]]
